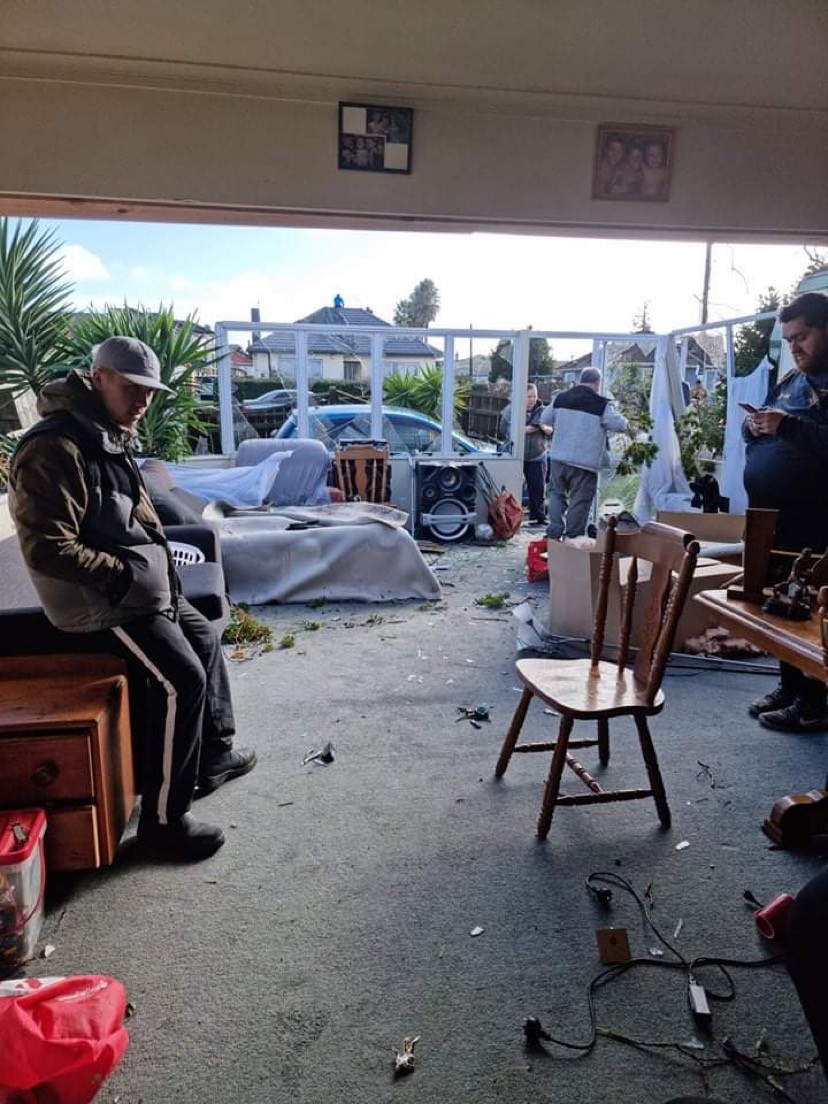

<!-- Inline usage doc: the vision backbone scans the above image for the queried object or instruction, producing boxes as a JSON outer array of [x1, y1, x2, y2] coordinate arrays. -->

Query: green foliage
[[0, 219, 74, 398], [733, 287, 784, 377], [383, 364, 469, 419], [475, 592, 510, 609], [61, 303, 215, 460], [609, 362, 659, 475], [222, 604, 274, 648], [488, 338, 555, 383], [675, 375, 727, 479], [393, 278, 440, 327], [279, 633, 295, 649]]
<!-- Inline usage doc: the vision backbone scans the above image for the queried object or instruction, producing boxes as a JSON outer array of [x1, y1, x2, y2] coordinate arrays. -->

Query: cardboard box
[[547, 539, 739, 650], [656, 511, 745, 567]]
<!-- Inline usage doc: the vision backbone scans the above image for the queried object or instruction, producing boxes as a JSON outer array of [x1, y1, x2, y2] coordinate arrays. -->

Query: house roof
[[248, 304, 441, 359]]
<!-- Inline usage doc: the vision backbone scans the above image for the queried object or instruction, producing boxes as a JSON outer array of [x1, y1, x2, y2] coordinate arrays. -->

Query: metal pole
[[214, 323, 234, 456], [701, 242, 713, 324]]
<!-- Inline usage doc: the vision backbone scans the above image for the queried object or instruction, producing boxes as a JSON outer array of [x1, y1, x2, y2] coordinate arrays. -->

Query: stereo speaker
[[416, 462, 478, 542]]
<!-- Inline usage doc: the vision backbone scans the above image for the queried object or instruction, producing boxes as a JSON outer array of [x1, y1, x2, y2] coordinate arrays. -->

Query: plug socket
[[688, 982, 712, 1028]]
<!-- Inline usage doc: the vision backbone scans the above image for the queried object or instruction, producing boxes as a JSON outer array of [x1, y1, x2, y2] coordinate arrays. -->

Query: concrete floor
[[24, 529, 828, 1103]]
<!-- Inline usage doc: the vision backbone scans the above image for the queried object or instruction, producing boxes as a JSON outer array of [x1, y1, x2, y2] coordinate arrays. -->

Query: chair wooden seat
[[495, 516, 700, 839], [514, 657, 665, 720]]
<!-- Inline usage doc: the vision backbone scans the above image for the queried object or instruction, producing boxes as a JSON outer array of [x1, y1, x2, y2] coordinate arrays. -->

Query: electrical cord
[[532, 872, 785, 1058]]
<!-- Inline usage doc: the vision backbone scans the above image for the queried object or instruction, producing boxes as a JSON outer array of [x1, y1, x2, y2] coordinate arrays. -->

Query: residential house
[[557, 334, 722, 395], [247, 299, 441, 383]]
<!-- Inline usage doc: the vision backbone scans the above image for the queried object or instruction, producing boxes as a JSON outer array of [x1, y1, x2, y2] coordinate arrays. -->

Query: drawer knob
[[31, 760, 59, 788]]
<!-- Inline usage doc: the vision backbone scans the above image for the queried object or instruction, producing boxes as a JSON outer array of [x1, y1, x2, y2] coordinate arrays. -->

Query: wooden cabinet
[[0, 654, 136, 871]]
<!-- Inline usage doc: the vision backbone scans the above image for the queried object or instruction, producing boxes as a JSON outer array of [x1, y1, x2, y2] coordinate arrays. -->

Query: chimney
[[251, 307, 261, 344]]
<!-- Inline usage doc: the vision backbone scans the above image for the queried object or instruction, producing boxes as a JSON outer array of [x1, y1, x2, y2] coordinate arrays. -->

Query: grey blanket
[[202, 502, 442, 604]]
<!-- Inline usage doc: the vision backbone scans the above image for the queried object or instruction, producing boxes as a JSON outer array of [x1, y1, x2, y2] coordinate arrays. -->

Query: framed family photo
[[338, 102, 413, 175], [592, 124, 675, 202]]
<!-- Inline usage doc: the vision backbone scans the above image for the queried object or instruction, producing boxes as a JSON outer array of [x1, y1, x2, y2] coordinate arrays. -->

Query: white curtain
[[634, 336, 692, 521], [721, 356, 770, 514]]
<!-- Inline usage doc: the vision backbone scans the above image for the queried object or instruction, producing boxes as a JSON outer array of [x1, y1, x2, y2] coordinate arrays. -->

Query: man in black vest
[[9, 336, 256, 861]]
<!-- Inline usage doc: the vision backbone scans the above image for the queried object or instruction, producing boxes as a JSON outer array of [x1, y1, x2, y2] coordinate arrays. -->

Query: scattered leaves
[[222, 604, 273, 648], [475, 592, 509, 609]]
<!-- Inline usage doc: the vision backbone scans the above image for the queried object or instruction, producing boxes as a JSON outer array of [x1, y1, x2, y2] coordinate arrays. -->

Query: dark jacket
[[9, 371, 176, 632], [540, 384, 628, 472], [499, 399, 549, 462], [743, 365, 828, 550]]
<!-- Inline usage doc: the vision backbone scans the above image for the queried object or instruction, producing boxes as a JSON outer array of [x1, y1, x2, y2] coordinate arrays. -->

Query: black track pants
[[110, 596, 235, 825]]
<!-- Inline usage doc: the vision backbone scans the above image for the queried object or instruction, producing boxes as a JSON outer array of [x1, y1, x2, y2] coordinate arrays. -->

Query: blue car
[[272, 403, 489, 456]]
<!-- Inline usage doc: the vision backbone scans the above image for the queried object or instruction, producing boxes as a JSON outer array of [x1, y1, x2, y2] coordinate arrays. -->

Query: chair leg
[[633, 715, 671, 828], [495, 687, 533, 778], [597, 717, 610, 766], [537, 714, 573, 840]]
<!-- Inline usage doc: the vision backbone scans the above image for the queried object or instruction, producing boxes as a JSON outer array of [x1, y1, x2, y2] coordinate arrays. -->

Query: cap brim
[[121, 372, 174, 394]]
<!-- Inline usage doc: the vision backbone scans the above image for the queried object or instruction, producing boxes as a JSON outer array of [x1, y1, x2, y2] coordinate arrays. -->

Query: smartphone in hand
[[738, 402, 759, 414]]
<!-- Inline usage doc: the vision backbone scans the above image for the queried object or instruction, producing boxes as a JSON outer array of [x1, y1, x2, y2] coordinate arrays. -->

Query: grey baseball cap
[[93, 336, 174, 393]]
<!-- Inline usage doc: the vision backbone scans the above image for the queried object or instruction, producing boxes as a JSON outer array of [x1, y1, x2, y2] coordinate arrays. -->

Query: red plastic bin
[[0, 809, 47, 977]]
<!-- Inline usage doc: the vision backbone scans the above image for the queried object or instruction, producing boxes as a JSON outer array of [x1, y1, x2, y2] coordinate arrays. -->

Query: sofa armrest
[[165, 523, 222, 565], [235, 438, 316, 467]]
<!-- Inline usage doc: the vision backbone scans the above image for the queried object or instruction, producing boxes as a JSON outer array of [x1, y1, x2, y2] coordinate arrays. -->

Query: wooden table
[[695, 589, 826, 683]]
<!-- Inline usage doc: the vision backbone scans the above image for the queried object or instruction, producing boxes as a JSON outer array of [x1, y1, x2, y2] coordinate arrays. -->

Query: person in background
[[541, 367, 628, 540], [499, 382, 552, 525], [743, 291, 828, 732], [9, 336, 257, 861]]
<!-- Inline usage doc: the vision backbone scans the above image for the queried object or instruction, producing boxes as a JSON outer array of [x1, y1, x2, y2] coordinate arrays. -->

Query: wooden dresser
[[0, 654, 136, 871]]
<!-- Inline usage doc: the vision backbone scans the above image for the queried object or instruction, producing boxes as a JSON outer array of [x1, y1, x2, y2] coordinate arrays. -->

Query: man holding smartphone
[[742, 291, 828, 731]]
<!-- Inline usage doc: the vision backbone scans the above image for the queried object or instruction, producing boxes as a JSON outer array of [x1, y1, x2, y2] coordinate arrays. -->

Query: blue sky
[[44, 217, 821, 355]]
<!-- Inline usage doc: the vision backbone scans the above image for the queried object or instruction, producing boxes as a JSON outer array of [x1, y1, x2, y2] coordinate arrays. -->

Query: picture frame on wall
[[592, 124, 675, 202], [338, 102, 413, 175]]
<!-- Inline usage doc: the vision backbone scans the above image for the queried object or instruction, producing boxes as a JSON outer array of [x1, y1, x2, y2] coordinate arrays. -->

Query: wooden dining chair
[[331, 440, 392, 503], [495, 516, 700, 839]]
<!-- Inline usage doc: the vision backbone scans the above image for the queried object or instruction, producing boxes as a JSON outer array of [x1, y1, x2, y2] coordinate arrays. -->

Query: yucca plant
[[383, 364, 469, 421], [0, 219, 73, 398], [61, 304, 217, 461]]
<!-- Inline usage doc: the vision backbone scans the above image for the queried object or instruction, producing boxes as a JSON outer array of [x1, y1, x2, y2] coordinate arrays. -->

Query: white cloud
[[59, 244, 109, 283]]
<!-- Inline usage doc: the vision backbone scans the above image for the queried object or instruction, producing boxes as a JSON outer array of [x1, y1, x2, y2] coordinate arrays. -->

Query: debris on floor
[[393, 1035, 420, 1077], [684, 626, 764, 657], [302, 742, 335, 766]]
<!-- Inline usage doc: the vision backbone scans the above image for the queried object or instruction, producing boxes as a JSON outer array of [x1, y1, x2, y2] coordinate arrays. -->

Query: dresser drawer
[[45, 805, 100, 871], [0, 733, 94, 804]]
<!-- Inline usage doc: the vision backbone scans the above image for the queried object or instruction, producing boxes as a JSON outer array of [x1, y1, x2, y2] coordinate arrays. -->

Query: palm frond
[[62, 301, 218, 460], [0, 218, 73, 397]]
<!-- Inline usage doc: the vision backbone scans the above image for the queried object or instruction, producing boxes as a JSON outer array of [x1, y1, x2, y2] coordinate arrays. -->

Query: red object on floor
[[526, 538, 549, 582], [0, 975, 129, 1103]]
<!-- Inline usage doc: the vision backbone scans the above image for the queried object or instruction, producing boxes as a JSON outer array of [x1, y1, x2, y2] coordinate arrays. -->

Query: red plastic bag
[[526, 538, 549, 582], [0, 975, 129, 1104], [488, 490, 523, 541]]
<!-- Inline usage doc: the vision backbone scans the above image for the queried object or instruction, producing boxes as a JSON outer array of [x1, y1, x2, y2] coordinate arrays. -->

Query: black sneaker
[[136, 814, 225, 861], [748, 685, 794, 717], [759, 700, 828, 733], [196, 747, 257, 798]]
